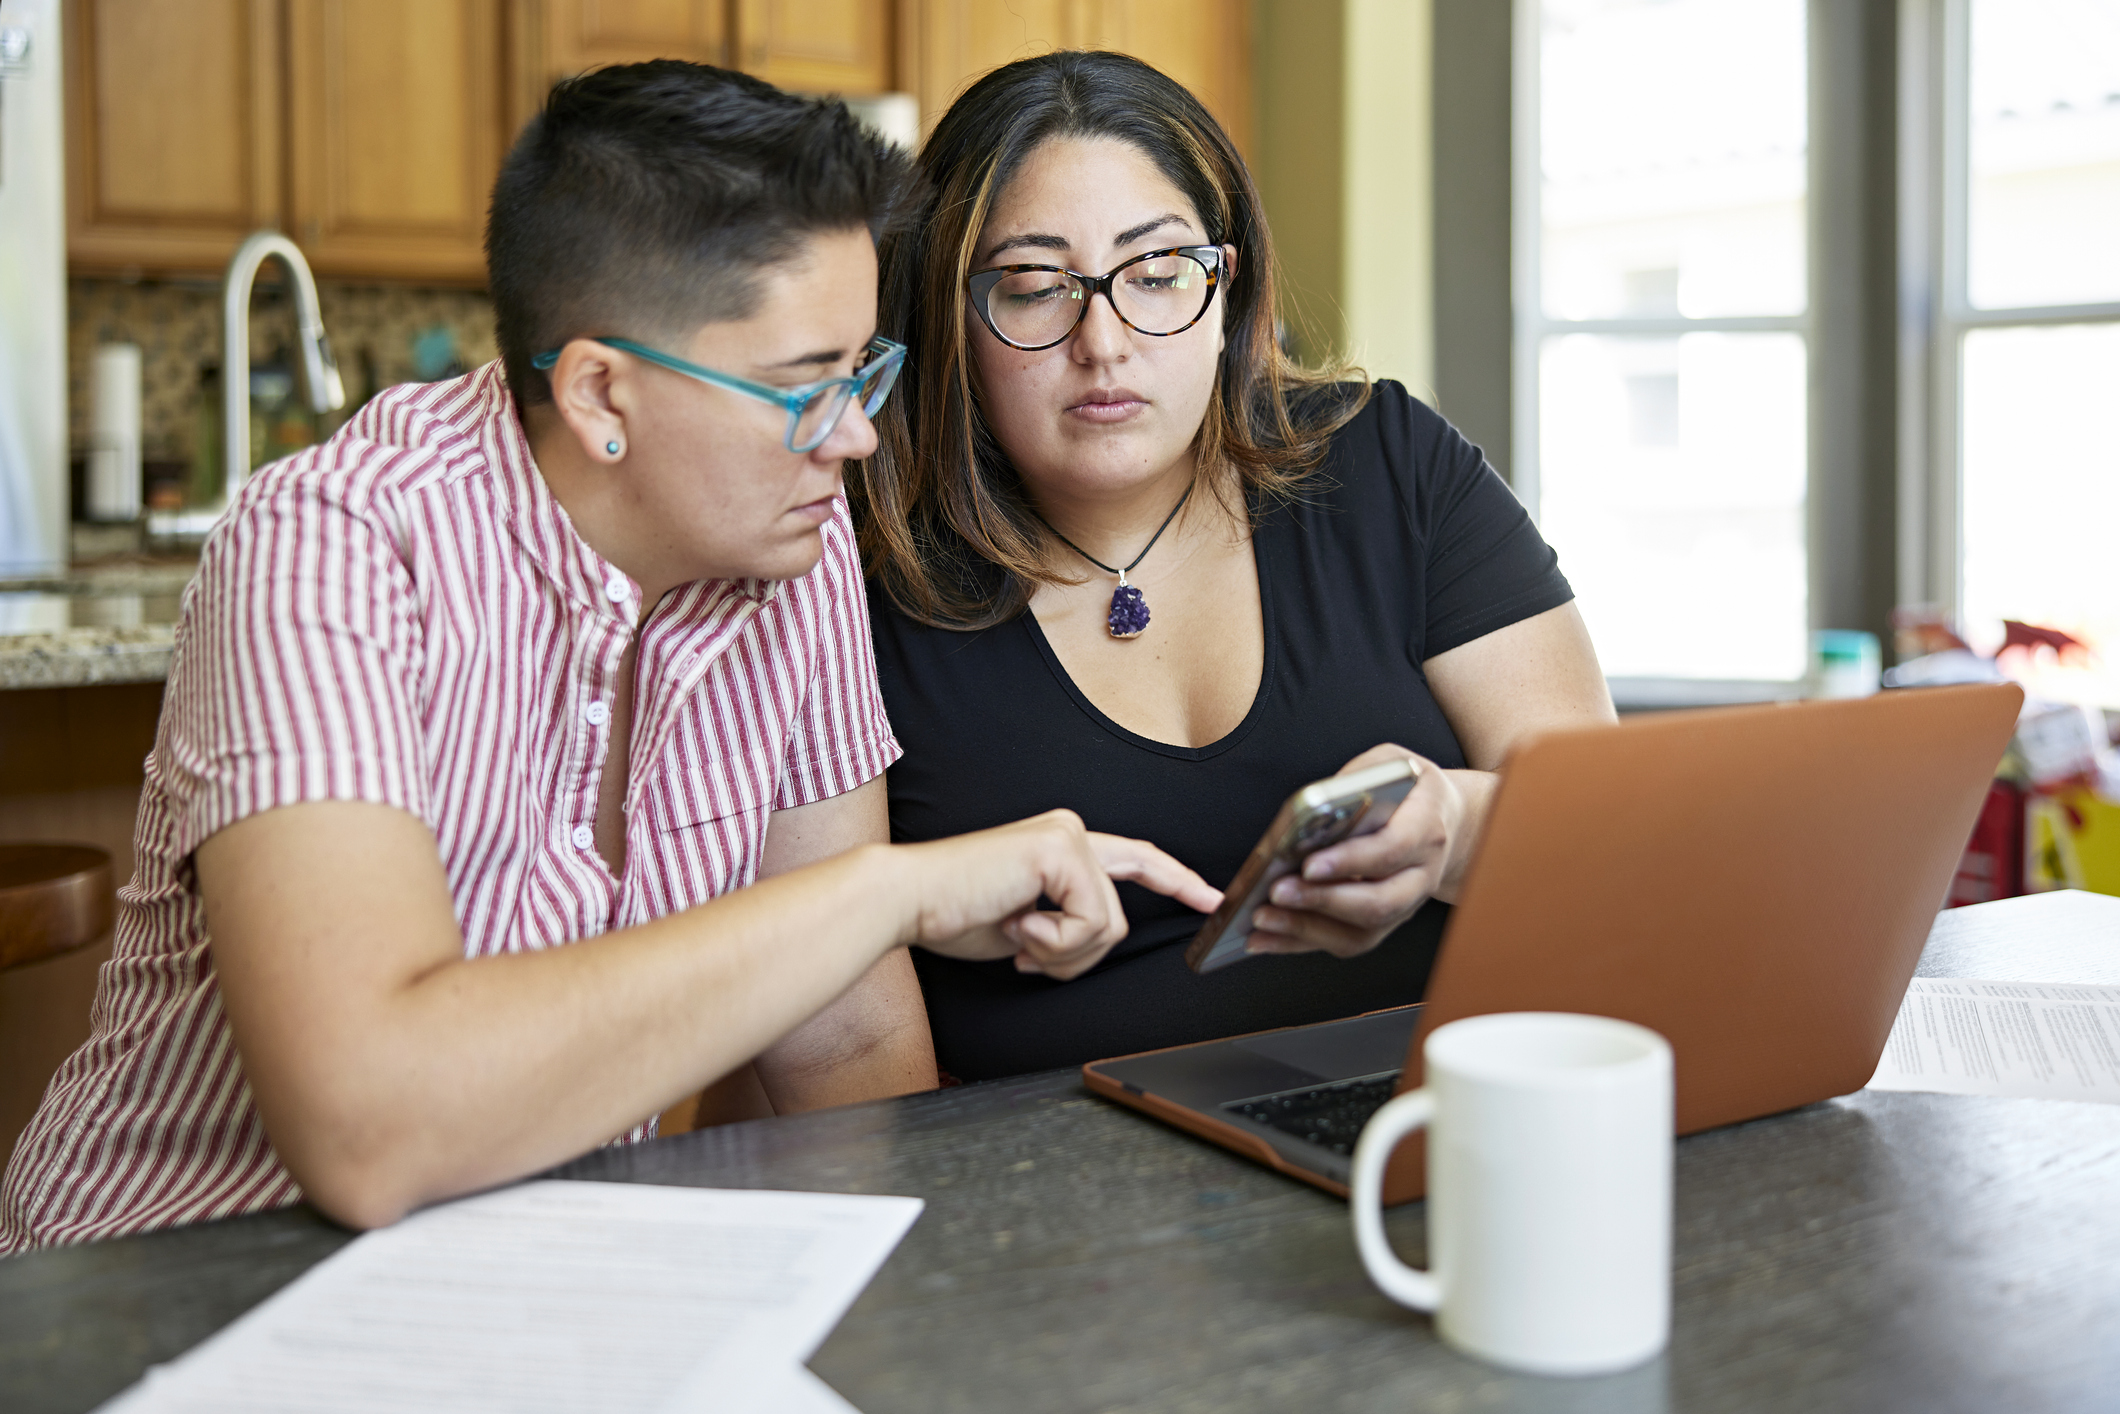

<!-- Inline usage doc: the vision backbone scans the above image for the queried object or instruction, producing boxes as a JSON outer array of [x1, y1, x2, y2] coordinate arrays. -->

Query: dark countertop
[[4, 891, 2117, 1413]]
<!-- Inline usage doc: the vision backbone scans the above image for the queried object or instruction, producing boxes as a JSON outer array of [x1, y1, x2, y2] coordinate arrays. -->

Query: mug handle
[[1350, 1088, 1441, 1311]]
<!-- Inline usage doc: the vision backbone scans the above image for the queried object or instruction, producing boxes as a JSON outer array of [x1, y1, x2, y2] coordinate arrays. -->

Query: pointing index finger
[[1088, 833, 1224, 914]]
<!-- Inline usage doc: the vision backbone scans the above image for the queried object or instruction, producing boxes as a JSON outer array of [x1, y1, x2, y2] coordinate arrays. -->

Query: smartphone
[[1183, 757, 1423, 974]]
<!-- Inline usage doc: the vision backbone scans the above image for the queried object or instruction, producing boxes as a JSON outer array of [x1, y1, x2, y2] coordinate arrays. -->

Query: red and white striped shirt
[[1, 364, 899, 1251]]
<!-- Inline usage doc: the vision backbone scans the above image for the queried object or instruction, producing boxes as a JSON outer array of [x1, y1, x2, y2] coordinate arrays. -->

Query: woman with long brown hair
[[852, 51, 1615, 1081]]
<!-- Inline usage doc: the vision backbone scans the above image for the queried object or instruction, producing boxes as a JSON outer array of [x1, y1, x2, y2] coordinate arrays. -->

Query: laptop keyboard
[[1222, 1072, 1402, 1156]]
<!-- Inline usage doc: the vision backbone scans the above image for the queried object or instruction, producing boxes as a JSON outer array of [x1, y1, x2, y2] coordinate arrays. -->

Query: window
[[1927, 0, 2120, 701], [1514, 0, 1812, 689]]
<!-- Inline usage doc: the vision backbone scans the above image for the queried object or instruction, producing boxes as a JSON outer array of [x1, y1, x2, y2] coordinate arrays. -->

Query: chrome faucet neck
[[222, 232, 345, 505]]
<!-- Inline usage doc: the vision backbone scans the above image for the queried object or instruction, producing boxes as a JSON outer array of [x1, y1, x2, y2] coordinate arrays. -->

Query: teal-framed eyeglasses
[[531, 335, 907, 453]]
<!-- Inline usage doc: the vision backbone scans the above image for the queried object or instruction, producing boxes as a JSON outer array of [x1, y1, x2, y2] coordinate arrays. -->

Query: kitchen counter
[[0, 557, 194, 690], [6, 896, 2120, 1414]]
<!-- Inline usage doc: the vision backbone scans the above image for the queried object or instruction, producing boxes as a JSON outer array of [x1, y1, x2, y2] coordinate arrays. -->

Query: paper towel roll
[[89, 342, 142, 521]]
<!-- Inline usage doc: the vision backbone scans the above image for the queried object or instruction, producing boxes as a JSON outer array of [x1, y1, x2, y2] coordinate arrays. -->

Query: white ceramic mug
[[1350, 1012, 1674, 1376]]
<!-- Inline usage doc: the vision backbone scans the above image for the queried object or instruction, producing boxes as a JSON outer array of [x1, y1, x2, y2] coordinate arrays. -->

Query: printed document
[[97, 1181, 921, 1414], [1867, 977, 2120, 1103]]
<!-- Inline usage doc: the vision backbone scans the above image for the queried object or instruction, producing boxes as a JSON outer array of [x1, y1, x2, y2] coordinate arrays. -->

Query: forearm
[[209, 803, 1201, 1230], [747, 780, 938, 1111], [754, 949, 938, 1112], [239, 843, 911, 1228]]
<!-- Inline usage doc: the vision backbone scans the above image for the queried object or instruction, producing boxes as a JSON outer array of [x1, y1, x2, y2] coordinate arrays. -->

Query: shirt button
[[604, 578, 628, 603], [571, 824, 596, 850], [584, 700, 611, 727]]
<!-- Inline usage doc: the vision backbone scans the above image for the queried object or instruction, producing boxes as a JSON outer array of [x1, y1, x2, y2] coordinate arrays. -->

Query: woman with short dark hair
[[852, 50, 1618, 1082]]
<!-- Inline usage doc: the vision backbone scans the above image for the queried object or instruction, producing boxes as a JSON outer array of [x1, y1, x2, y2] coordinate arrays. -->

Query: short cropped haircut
[[487, 60, 922, 408]]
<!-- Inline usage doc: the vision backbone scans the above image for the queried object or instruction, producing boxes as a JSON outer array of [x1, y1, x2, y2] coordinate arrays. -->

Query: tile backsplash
[[68, 277, 499, 463]]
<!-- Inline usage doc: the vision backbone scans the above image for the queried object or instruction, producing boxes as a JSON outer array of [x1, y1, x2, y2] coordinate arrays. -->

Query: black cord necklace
[[1037, 483, 1194, 639]]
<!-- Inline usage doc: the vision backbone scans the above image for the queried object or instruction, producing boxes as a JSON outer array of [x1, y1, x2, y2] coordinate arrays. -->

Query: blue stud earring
[[605, 440, 621, 456]]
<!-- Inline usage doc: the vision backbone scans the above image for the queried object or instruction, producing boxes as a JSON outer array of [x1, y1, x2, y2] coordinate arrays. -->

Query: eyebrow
[[980, 212, 1198, 265], [762, 348, 849, 371], [758, 333, 879, 375], [1114, 213, 1193, 248]]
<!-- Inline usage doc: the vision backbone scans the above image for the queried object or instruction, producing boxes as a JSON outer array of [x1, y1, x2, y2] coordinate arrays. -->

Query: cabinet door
[[286, 0, 506, 283], [733, 0, 892, 95], [545, 0, 727, 70], [1082, 0, 1250, 157], [902, 0, 1069, 129], [514, 0, 730, 131], [64, 0, 282, 275], [903, 0, 1249, 156]]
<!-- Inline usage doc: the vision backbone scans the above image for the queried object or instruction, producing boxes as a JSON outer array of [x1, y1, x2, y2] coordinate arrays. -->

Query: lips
[[1067, 388, 1148, 423], [789, 487, 842, 525], [1069, 387, 1147, 411]]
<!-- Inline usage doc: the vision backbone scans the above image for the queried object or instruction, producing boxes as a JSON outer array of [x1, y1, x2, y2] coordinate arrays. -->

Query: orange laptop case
[[1083, 683, 2024, 1204]]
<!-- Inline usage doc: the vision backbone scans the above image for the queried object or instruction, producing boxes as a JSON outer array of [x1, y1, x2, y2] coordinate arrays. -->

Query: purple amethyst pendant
[[1107, 580, 1150, 638]]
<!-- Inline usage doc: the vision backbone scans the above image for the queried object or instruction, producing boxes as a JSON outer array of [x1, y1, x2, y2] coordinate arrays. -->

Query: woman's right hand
[[897, 810, 1222, 980]]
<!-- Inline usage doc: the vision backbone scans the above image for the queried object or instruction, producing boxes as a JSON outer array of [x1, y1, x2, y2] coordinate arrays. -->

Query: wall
[[1343, 0, 1433, 400], [1252, 2, 1345, 363], [1251, 0, 1434, 396], [1429, 0, 1514, 480]]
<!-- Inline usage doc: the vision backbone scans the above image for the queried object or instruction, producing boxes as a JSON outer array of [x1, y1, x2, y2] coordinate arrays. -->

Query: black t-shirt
[[868, 382, 1574, 1080]]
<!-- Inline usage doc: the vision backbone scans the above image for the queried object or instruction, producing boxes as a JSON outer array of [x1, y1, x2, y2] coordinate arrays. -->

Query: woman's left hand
[[1246, 743, 1495, 959]]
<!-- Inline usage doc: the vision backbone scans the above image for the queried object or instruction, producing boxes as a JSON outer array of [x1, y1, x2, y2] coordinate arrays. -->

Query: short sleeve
[[154, 457, 432, 860], [1371, 383, 1576, 660], [773, 501, 903, 811]]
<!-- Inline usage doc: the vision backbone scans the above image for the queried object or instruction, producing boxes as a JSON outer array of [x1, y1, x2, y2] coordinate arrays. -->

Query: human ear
[[548, 340, 630, 464]]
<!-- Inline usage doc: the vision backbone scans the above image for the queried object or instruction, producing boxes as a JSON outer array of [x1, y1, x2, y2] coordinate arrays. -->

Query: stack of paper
[[1867, 977, 2120, 1103], [99, 1182, 922, 1413]]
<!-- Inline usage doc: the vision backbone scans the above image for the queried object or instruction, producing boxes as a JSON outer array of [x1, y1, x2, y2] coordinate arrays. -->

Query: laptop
[[1082, 682, 2023, 1205]]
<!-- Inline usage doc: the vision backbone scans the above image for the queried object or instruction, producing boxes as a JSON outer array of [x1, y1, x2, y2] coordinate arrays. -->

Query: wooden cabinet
[[733, 0, 892, 94], [516, 0, 729, 125], [285, 0, 505, 282], [522, 0, 889, 114], [546, 0, 729, 70], [1085, 0, 1249, 156], [65, 1, 1248, 283], [66, 0, 503, 282], [901, 0, 1249, 155], [64, 0, 283, 275]]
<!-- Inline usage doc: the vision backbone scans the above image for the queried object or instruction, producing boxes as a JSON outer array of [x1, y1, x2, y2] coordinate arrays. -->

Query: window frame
[[1509, 0, 1819, 708], [1902, 0, 2120, 624]]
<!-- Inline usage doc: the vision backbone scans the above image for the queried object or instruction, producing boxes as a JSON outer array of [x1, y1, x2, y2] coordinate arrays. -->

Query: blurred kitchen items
[[183, 364, 224, 511], [151, 231, 344, 541], [1810, 630, 1881, 699], [1949, 779, 2025, 906], [88, 343, 143, 522], [1351, 1013, 1673, 1376], [0, 0, 67, 574], [411, 325, 464, 382], [2014, 701, 2106, 789], [844, 92, 919, 150]]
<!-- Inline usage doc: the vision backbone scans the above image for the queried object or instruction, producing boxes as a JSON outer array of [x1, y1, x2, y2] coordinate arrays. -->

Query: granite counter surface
[[0, 560, 193, 691]]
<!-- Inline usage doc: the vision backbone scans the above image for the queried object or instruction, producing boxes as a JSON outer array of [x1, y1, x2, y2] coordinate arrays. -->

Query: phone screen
[[1184, 759, 1420, 973]]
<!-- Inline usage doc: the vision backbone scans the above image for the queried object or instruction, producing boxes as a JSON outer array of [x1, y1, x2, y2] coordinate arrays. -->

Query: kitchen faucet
[[222, 231, 345, 503]]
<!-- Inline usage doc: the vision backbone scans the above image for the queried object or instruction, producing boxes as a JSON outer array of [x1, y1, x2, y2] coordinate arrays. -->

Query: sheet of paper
[[698, 1361, 863, 1414], [97, 1181, 920, 1414], [1866, 977, 2120, 1103]]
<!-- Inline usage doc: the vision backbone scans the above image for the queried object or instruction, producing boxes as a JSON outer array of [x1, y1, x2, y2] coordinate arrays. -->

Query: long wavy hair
[[852, 50, 1368, 630]]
